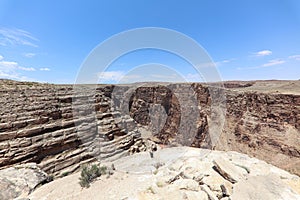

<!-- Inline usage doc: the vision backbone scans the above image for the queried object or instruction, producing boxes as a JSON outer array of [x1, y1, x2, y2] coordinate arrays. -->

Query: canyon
[[0, 79, 299, 199], [0, 80, 300, 199]]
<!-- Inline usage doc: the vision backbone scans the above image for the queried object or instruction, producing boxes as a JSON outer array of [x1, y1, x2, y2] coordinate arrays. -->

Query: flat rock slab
[[231, 174, 300, 200], [213, 158, 245, 183]]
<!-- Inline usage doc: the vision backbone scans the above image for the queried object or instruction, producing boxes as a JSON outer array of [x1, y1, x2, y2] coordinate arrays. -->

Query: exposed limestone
[[231, 175, 300, 200], [27, 147, 300, 200], [200, 185, 219, 200], [212, 158, 245, 183], [0, 163, 49, 199]]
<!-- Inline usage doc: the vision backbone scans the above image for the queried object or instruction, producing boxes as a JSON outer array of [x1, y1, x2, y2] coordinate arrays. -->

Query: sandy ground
[[29, 171, 154, 200]]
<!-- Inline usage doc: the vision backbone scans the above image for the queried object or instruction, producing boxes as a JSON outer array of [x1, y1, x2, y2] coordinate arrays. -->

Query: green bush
[[99, 166, 107, 175], [61, 171, 70, 177], [79, 164, 102, 188]]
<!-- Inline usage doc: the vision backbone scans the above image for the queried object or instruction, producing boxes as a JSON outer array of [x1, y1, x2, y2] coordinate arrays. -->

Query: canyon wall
[[0, 80, 299, 176]]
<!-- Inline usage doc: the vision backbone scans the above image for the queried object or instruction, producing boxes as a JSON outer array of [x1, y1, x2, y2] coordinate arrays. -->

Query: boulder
[[0, 163, 49, 200]]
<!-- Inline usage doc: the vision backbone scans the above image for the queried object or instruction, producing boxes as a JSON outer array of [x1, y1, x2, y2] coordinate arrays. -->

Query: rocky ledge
[[25, 147, 300, 200]]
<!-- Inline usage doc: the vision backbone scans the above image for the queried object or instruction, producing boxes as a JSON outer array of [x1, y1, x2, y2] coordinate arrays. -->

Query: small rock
[[173, 179, 199, 191], [184, 190, 209, 200], [221, 183, 232, 197], [220, 197, 230, 200], [200, 185, 219, 200], [213, 158, 244, 184]]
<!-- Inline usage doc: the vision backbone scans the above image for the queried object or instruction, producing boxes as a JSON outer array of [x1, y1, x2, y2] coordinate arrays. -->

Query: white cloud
[[0, 55, 3, 61], [254, 50, 272, 57], [23, 53, 36, 58], [97, 71, 124, 82], [19, 66, 36, 71], [184, 73, 203, 82], [0, 60, 19, 70], [120, 73, 186, 83], [262, 59, 285, 67], [221, 59, 230, 63], [215, 58, 236, 67], [0, 62, 27, 80], [289, 55, 300, 61], [194, 59, 235, 69], [119, 74, 143, 83], [0, 58, 36, 81], [0, 28, 38, 47], [98, 70, 189, 84], [40, 67, 50, 71], [237, 59, 285, 70]]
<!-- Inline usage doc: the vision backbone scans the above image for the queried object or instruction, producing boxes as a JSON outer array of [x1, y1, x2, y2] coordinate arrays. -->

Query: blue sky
[[0, 0, 300, 83]]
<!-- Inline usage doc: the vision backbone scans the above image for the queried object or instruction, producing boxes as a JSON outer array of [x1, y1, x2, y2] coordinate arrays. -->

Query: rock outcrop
[[0, 80, 142, 177], [0, 163, 49, 199], [28, 147, 300, 200]]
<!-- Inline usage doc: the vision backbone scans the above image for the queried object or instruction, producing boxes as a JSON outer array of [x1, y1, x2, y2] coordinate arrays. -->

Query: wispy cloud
[[0, 55, 3, 61], [97, 70, 182, 83], [215, 58, 236, 67], [0, 56, 36, 81], [289, 54, 300, 61], [118, 74, 142, 83], [262, 59, 285, 67], [194, 59, 235, 69], [220, 59, 231, 63], [97, 70, 205, 83], [253, 50, 272, 57], [237, 59, 285, 70], [120, 73, 186, 83], [0, 28, 38, 47], [97, 71, 124, 82], [40, 67, 50, 71], [19, 66, 36, 71], [0, 60, 36, 71], [23, 52, 36, 58], [184, 73, 203, 82]]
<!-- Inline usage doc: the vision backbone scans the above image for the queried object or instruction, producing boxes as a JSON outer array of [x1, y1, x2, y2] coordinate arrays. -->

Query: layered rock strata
[[0, 79, 299, 177]]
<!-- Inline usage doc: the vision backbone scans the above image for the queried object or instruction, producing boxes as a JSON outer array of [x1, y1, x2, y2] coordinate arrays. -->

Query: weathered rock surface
[[0, 163, 49, 200], [212, 158, 245, 183], [0, 79, 299, 179], [0, 80, 144, 177], [27, 147, 300, 200]]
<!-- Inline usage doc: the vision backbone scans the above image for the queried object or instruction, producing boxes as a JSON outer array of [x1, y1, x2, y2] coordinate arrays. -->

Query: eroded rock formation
[[0, 79, 299, 178]]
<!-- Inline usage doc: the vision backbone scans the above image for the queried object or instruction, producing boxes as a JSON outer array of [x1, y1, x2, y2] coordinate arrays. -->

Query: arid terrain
[[0, 79, 299, 199]]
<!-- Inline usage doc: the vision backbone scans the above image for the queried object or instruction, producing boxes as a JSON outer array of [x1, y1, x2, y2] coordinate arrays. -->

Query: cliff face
[[127, 81, 300, 175], [0, 80, 299, 176], [0, 81, 140, 177], [222, 90, 300, 175]]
